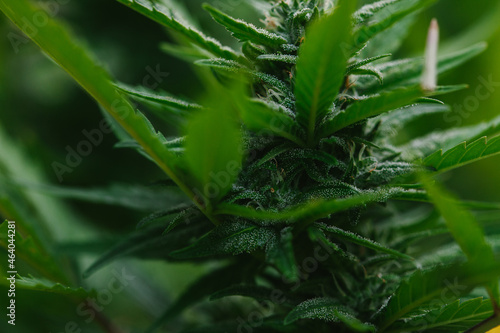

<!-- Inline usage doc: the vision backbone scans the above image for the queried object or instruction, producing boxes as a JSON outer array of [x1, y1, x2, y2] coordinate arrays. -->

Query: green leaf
[[399, 114, 500, 160], [423, 177, 496, 265], [238, 99, 305, 146], [377, 263, 500, 332], [370, 104, 450, 139], [319, 86, 423, 138], [350, 66, 384, 83], [284, 298, 375, 331], [294, 0, 357, 146], [316, 223, 412, 260], [308, 226, 359, 263], [116, 83, 202, 111], [346, 54, 392, 74], [115, 0, 244, 63], [423, 136, 500, 174], [353, 0, 436, 51], [386, 298, 493, 332], [358, 43, 487, 94], [184, 84, 243, 205], [257, 54, 298, 64], [203, 4, 287, 48], [6, 275, 94, 298], [266, 227, 299, 282], [214, 187, 403, 224], [170, 221, 276, 259], [353, 0, 400, 24]]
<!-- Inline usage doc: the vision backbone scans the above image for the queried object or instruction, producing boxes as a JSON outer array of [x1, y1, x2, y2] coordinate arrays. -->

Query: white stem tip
[[421, 18, 440, 92]]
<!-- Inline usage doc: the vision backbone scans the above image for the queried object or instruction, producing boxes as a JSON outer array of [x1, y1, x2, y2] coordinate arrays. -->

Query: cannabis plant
[[1, 0, 500, 332]]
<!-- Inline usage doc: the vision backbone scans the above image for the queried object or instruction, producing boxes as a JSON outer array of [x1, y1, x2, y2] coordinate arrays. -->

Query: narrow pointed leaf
[[294, 0, 357, 145], [319, 87, 422, 138], [257, 54, 298, 64], [115, 0, 244, 62], [353, 0, 436, 50], [203, 4, 287, 48], [116, 83, 202, 110], [316, 223, 412, 260]]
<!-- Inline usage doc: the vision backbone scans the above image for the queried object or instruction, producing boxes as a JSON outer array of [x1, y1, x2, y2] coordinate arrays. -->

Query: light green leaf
[[203, 4, 287, 48], [184, 84, 243, 205], [319, 86, 422, 138], [294, 0, 357, 146], [423, 177, 496, 264], [423, 136, 500, 174]]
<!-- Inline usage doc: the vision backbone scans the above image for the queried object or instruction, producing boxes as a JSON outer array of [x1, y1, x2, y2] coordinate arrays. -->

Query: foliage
[[1, 0, 500, 332]]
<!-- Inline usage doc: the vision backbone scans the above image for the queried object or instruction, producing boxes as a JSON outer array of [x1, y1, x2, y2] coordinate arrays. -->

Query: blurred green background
[[0, 0, 499, 332]]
